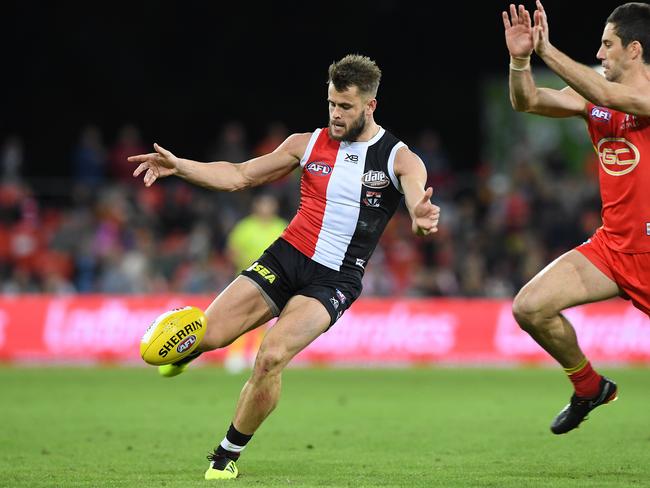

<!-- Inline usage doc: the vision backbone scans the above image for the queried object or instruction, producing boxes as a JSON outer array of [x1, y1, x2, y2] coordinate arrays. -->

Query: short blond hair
[[327, 54, 382, 99]]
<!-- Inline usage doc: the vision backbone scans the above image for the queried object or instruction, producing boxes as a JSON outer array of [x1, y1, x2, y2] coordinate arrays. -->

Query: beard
[[328, 113, 366, 142], [602, 64, 621, 82]]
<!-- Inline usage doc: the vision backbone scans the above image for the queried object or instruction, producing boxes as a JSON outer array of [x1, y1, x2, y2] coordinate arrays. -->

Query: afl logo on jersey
[[306, 162, 332, 176], [590, 107, 611, 122], [361, 170, 390, 189], [597, 138, 640, 176]]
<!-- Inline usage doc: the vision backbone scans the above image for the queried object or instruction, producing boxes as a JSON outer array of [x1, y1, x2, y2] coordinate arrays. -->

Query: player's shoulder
[[387, 144, 423, 179], [283, 132, 313, 149], [274, 132, 314, 160]]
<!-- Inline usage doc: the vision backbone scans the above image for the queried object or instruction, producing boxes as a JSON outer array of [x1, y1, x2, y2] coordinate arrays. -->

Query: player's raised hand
[[532, 0, 551, 55], [412, 187, 440, 236], [129, 143, 179, 187], [502, 4, 534, 58]]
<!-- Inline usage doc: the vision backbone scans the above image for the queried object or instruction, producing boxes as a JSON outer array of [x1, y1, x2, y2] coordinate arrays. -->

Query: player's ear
[[366, 98, 377, 115], [628, 40, 643, 61]]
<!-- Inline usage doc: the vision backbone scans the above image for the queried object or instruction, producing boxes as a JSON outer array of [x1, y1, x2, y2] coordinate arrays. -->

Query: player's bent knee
[[512, 288, 559, 331], [512, 290, 544, 330], [252, 347, 288, 378]]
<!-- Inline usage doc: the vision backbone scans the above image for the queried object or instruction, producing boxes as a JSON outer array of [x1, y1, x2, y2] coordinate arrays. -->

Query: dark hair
[[327, 54, 382, 98], [607, 2, 650, 64]]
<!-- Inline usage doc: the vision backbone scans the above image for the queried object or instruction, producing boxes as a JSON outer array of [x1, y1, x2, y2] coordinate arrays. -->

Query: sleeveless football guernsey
[[282, 127, 406, 275]]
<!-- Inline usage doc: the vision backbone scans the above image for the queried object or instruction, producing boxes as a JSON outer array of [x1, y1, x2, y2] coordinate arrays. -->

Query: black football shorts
[[240, 238, 362, 327]]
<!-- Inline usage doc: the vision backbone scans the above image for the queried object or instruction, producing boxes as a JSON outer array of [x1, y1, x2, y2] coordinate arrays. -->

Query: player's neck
[[621, 65, 650, 91], [355, 120, 380, 142]]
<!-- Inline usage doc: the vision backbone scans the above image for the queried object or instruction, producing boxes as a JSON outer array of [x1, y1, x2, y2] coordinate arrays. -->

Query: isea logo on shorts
[[597, 137, 640, 176], [247, 262, 276, 283], [306, 162, 332, 176]]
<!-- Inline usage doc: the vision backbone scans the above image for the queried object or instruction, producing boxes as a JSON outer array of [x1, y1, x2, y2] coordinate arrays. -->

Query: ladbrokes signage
[[0, 296, 648, 364]]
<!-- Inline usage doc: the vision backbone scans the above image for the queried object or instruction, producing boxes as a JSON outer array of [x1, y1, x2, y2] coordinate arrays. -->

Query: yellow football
[[140, 306, 207, 365]]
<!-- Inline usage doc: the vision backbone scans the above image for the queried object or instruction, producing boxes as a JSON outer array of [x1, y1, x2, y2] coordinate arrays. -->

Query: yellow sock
[[563, 357, 588, 375]]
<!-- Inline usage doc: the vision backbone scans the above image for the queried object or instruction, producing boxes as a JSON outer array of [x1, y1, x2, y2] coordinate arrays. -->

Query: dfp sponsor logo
[[361, 170, 389, 189]]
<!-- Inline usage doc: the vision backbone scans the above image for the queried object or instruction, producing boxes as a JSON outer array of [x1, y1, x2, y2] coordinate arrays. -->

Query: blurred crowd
[[0, 122, 601, 297]]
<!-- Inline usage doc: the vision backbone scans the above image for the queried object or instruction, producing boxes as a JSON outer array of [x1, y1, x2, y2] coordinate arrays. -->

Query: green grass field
[[1, 366, 648, 488]]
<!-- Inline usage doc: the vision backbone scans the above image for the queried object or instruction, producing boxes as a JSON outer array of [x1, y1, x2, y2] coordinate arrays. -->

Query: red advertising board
[[0, 295, 648, 365]]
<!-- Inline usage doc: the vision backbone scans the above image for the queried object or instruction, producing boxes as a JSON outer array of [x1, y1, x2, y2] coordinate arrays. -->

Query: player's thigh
[[515, 249, 621, 313], [200, 276, 275, 350], [253, 295, 331, 371]]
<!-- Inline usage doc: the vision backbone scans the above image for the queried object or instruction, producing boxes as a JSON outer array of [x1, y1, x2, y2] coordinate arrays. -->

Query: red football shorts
[[577, 229, 650, 317]]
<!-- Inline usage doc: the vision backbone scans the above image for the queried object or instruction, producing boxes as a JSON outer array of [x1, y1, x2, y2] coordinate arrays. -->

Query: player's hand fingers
[[518, 5, 526, 25], [502, 11, 511, 29], [144, 168, 158, 187], [540, 2, 548, 31], [133, 162, 149, 177], [509, 4, 518, 24], [154, 143, 174, 159], [128, 153, 156, 162], [420, 187, 433, 204], [523, 8, 531, 27]]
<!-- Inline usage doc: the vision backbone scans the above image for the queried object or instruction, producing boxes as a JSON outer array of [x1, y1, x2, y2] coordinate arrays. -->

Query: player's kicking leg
[[158, 276, 274, 378], [512, 250, 621, 434], [205, 294, 331, 480]]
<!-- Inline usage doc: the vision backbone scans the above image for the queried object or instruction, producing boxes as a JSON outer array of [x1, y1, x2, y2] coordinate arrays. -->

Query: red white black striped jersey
[[281, 127, 405, 276]]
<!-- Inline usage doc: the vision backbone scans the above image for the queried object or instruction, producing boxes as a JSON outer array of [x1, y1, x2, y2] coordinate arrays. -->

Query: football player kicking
[[503, 1, 650, 434], [129, 54, 440, 479]]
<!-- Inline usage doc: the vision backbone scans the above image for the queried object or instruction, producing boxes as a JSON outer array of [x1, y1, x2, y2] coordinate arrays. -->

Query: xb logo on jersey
[[597, 138, 640, 176], [306, 162, 332, 176]]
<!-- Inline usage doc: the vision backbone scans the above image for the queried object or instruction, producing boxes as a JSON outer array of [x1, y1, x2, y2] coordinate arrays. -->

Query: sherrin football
[[140, 306, 207, 365]]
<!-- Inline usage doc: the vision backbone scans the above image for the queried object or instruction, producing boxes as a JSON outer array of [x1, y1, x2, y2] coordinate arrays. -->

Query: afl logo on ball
[[176, 335, 197, 354]]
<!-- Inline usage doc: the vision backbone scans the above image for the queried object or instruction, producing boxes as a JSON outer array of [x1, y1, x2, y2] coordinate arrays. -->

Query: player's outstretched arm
[[503, 3, 587, 118], [394, 148, 440, 237], [532, 0, 650, 117], [129, 133, 310, 191]]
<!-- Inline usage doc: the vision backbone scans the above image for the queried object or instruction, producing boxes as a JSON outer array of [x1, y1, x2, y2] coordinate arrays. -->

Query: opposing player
[[503, 1, 650, 434], [129, 54, 440, 479]]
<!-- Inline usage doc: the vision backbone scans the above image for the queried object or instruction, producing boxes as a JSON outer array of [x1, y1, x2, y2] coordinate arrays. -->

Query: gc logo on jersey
[[597, 137, 640, 176], [306, 162, 332, 176], [361, 170, 390, 189]]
